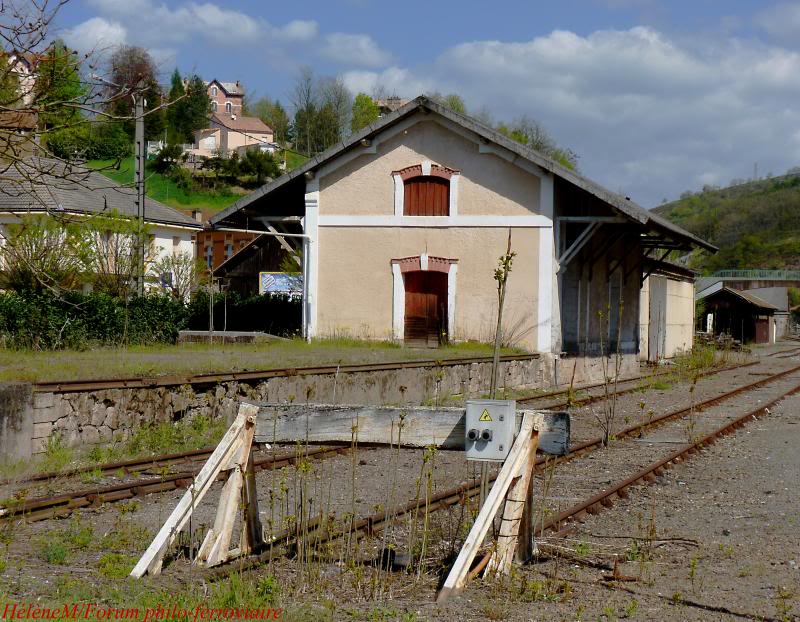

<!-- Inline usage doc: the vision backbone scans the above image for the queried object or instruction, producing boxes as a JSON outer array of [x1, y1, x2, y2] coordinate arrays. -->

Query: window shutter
[[403, 176, 449, 216]]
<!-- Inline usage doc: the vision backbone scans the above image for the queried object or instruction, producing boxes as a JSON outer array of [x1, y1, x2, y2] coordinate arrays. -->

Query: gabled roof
[[211, 114, 272, 134], [209, 95, 716, 253], [0, 158, 202, 229], [696, 282, 779, 311], [208, 79, 244, 96]]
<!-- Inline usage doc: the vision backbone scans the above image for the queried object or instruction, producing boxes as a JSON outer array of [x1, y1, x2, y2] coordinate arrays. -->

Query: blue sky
[[53, 0, 800, 206]]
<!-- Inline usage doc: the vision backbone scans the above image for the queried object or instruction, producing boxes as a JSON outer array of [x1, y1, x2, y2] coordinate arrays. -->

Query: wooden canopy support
[[557, 222, 600, 270], [130, 403, 264, 578]]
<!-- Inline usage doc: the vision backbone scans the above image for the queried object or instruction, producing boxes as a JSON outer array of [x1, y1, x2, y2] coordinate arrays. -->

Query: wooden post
[[485, 431, 539, 577], [130, 403, 261, 578], [436, 413, 535, 602]]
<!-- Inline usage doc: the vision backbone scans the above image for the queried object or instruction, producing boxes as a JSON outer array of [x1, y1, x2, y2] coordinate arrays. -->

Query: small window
[[211, 86, 218, 97], [211, 101, 218, 112], [205, 244, 213, 269], [225, 243, 233, 259], [404, 176, 449, 216], [225, 101, 232, 114]]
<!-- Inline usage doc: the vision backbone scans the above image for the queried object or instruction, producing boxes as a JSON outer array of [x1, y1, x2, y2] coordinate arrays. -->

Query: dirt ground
[[1, 344, 799, 621]]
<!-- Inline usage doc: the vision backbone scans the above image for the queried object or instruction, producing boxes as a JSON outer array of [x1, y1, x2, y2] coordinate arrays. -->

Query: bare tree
[[152, 251, 201, 301], [319, 75, 353, 141]]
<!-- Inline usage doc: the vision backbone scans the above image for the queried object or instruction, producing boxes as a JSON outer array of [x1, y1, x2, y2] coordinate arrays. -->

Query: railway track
[[0, 445, 350, 522], [204, 360, 800, 578], [518, 359, 757, 410], [2, 356, 762, 516]]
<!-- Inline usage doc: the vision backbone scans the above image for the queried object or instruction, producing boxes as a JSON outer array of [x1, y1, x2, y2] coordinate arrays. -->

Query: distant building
[[189, 114, 274, 159], [376, 96, 410, 117], [696, 283, 778, 345], [7, 50, 40, 106], [206, 79, 244, 117]]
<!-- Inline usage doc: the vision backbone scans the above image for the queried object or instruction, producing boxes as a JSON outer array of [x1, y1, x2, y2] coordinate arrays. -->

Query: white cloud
[[756, 2, 800, 41], [321, 33, 394, 68], [62, 17, 127, 53], [349, 27, 800, 205], [276, 20, 319, 42]]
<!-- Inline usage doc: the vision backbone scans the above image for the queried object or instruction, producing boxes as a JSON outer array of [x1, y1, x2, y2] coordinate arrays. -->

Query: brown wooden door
[[755, 318, 769, 344], [404, 271, 448, 347]]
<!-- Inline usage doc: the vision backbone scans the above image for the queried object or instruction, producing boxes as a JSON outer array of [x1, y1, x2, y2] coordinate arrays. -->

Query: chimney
[[191, 209, 203, 223]]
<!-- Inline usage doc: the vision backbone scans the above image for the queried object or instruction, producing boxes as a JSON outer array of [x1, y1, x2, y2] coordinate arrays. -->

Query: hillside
[[654, 173, 800, 273]]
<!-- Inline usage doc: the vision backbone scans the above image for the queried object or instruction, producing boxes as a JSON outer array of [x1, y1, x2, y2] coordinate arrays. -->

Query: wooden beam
[[266, 225, 302, 268], [437, 413, 536, 602], [255, 404, 569, 456], [130, 403, 259, 578], [558, 222, 600, 269], [485, 431, 540, 576]]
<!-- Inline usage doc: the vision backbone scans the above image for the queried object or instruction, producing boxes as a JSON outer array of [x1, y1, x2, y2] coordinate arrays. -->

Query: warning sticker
[[479, 409, 493, 422]]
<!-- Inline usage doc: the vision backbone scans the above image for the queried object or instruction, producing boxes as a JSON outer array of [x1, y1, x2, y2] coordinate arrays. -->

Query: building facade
[[211, 97, 713, 379]]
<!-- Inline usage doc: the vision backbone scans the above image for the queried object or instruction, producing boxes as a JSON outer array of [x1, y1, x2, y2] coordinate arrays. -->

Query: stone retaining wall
[[26, 356, 551, 457]]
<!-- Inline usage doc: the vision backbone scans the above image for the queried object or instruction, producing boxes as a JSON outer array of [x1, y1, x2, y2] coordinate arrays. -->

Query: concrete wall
[[0, 383, 33, 460], [14, 357, 551, 458]]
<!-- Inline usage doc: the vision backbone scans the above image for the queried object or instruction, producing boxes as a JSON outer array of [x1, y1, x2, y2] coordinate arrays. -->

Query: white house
[[0, 158, 201, 283]]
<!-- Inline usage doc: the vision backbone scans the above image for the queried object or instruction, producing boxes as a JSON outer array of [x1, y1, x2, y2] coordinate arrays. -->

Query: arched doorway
[[403, 270, 448, 347]]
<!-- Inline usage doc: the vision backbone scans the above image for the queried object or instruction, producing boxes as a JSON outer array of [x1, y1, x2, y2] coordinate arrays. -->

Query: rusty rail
[[32, 354, 541, 394]]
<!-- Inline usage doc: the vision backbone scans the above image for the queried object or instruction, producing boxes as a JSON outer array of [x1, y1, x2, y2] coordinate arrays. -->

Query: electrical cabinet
[[464, 399, 516, 462]]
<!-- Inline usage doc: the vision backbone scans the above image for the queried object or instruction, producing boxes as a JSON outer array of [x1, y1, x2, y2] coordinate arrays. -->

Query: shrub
[[187, 290, 301, 337], [46, 122, 131, 161]]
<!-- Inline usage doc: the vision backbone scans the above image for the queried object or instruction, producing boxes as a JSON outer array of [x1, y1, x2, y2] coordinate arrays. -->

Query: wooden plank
[[436, 413, 536, 602], [255, 404, 569, 455], [485, 432, 539, 577], [130, 402, 259, 578]]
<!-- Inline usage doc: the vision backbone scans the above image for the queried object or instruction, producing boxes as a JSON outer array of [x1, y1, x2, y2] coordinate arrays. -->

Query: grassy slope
[[654, 174, 800, 273], [88, 158, 244, 213], [0, 339, 522, 383]]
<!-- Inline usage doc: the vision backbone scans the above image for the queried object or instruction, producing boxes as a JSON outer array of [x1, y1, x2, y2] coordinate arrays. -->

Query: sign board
[[259, 272, 300, 294]]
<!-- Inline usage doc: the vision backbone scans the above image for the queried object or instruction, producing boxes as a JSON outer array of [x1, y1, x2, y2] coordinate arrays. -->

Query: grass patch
[[0, 338, 521, 383], [88, 158, 244, 213], [96, 553, 135, 579]]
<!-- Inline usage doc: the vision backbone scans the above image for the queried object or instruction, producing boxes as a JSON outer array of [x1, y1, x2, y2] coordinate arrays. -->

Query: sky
[[50, 0, 800, 207]]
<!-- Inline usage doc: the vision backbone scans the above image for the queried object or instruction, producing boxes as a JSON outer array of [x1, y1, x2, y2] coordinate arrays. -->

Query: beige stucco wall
[[316, 227, 542, 351], [319, 116, 541, 217]]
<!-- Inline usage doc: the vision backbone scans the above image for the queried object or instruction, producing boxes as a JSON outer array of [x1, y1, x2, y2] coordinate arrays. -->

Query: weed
[[622, 599, 639, 619], [38, 434, 73, 473], [80, 467, 103, 484], [602, 604, 618, 621], [775, 586, 795, 621], [36, 537, 69, 564], [96, 553, 135, 579], [210, 572, 282, 608], [718, 543, 734, 558], [651, 380, 672, 391], [574, 539, 590, 558], [100, 517, 151, 551]]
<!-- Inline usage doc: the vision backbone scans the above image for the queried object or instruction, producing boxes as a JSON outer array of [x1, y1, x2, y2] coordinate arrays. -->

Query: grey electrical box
[[465, 399, 516, 462]]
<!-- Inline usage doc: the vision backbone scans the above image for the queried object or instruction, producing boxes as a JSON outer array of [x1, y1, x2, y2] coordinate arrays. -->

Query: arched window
[[211, 86, 218, 97], [225, 101, 232, 114], [403, 176, 449, 216], [211, 101, 218, 112], [394, 162, 459, 216]]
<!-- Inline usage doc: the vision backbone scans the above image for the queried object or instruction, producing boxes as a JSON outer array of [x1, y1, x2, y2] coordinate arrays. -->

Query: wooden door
[[404, 271, 448, 347], [755, 318, 769, 344]]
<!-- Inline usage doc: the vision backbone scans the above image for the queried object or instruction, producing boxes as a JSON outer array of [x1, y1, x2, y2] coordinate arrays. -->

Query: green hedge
[[0, 292, 186, 350], [0, 291, 301, 350]]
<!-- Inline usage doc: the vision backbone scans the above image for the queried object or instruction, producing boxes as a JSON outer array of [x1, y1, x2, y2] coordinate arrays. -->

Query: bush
[[0, 291, 187, 350], [46, 122, 131, 161]]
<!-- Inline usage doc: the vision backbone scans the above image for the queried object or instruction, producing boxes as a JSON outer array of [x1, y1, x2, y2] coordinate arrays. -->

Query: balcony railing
[[712, 269, 800, 280]]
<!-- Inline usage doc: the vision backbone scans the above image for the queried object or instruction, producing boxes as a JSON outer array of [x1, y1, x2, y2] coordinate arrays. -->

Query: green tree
[[430, 92, 467, 115], [239, 149, 280, 184], [182, 74, 211, 141], [497, 115, 578, 170], [351, 92, 379, 132], [165, 68, 186, 144], [34, 39, 86, 129], [251, 97, 290, 144]]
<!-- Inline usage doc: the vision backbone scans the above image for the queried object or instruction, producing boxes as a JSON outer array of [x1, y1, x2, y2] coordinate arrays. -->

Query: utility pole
[[134, 87, 146, 296]]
